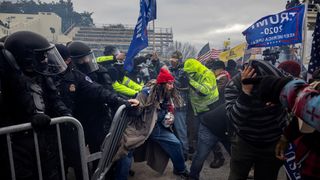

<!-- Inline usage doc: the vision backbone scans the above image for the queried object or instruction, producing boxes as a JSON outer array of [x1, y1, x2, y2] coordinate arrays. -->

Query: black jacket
[[55, 66, 127, 151], [1, 72, 70, 127]]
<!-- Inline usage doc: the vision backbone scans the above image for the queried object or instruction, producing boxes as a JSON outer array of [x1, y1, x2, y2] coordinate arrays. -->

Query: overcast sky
[[42, 0, 287, 50]]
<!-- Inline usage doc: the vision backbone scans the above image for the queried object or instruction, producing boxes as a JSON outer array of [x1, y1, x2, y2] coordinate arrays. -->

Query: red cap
[[278, 60, 301, 77], [156, 67, 174, 84]]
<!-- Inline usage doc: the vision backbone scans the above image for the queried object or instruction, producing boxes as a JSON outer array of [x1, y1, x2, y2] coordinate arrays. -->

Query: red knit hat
[[277, 60, 301, 77], [156, 67, 174, 84]]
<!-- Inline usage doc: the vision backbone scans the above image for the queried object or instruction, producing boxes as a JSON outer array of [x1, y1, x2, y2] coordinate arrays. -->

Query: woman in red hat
[[115, 67, 189, 178]]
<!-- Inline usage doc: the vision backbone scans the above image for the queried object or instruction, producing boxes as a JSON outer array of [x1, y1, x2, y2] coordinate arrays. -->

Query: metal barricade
[[91, 105, 128, 180], [0, 116, 90, 180]]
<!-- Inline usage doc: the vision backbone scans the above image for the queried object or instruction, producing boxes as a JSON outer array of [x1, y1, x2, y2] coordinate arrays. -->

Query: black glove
[[31, 113, 51, 132], [116, 97, 132, 108], [242, 75, 292, 103], [107, 67, 119, 82]]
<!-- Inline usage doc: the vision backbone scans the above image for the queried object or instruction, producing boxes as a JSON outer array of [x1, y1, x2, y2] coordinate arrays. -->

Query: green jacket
[[184, 58, 219, 115], [112, 76, 143, 97]]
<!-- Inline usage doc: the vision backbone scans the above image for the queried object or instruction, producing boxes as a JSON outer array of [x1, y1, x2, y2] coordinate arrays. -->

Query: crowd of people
[[0, 30, 320, 180]]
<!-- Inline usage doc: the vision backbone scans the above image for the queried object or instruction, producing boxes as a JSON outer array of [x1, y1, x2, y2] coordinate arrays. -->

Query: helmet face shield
[[33, 45, 67, 75], [73, 52, 99, 74]]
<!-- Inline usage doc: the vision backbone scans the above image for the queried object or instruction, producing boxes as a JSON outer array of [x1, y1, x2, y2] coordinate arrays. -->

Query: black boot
[[209, 157, 225, 168]]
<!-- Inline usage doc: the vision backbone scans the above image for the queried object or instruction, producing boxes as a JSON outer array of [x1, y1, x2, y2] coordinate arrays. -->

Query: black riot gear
[[103, 45, 120, 56], [4, 31, 67, 76], [0, 31, 71, 180], [68, 41, 99, 74]]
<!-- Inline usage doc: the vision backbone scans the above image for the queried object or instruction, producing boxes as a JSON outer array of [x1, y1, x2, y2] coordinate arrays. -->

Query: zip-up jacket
[[184, 59, 219, 115], [225, 74, 287, 146]]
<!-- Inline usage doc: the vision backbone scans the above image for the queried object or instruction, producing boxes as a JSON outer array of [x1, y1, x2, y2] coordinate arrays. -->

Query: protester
[[277, 60, 301, 78], [116, 68, 189, 178], [226, 59, 239, 78], [183, 58, 222, 180], [147, 52, 165, 79], [208, 60, 231, 168], [225, 60, 286, 180], [127, 56, 149, 85], [242, 68, 320, 179], [169, 51, 190, 160]]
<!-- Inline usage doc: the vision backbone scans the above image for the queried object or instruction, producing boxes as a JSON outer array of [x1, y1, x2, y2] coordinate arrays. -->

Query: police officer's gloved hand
[[242, 75, 292, 104], [31, 113, 51, 132], [116, 97, 132, 108]]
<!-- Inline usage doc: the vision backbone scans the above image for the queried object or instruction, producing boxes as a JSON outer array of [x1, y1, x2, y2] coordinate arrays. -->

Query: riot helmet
[[67, 41, 99, 74], [4, 31, 67, 76], [103, 45, 120, 57]]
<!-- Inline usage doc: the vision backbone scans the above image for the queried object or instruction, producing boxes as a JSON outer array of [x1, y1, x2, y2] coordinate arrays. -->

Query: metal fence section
[[91, 104, 128, 180], [0, 116, 90, 180]]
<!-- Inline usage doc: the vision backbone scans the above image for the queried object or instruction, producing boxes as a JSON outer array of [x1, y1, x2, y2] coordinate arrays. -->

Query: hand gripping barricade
[[91, 104, 128, 180], [0, 105, 128, 180], [0, 116, 90, 180]]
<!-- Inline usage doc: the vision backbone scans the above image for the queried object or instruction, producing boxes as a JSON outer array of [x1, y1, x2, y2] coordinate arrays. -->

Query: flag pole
[[302, 0, 309, 66], [153, 20, 156, 51]]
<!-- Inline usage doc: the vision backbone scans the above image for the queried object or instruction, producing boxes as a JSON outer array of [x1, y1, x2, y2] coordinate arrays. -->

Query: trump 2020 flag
[[124, 0, 157, 72], [243, 5, 305, 49]]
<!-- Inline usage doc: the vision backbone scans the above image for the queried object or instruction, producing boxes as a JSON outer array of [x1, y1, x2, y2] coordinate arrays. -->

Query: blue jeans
[[150, 123, 186, 172], [173, 109, 189, 156], [114, 151, 133, 180], [189, 123, 231, 180]]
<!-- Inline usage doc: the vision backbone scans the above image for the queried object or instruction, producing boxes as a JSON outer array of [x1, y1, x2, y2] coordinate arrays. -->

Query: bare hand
[[241, 66, 256, 95], [127, 99, 140, 107], [275, 135, 288, 160], [116, 53, 126, 61]]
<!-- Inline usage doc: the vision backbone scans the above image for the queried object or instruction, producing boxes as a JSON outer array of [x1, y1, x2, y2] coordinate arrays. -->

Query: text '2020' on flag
[[124, 0, 157, 72], [242, 5, 305, 49]]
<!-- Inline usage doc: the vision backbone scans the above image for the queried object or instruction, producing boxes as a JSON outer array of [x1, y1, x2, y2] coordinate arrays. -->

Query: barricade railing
[[91, 104, 128, 180], [0, 116, 90, 180]]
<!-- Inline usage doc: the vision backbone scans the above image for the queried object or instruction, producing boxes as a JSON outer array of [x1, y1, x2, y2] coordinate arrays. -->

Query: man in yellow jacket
[[183, 58, 219, 115], [183, 58, 224, 180]]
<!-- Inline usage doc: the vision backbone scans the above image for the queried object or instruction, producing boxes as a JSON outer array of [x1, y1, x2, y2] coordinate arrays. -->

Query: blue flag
[[283, 143, 302, 180], [124, 0, 157, 72], [243, 5, 305, 49]]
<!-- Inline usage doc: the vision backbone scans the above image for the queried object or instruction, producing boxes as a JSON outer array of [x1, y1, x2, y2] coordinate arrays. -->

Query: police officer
[[96, 45, 142, 98], [0, 31, 71, 180], [67, 41, 128, 115], [67, 41, 116, 90], [54, 44, 139, 180]]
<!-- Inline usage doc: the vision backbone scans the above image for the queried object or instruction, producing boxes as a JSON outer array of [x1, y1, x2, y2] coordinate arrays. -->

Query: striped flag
[[211, 49, 222, 58], [198, 43, 210, 57], [198, 49, 222, 63], [250, 48, 262, 55]]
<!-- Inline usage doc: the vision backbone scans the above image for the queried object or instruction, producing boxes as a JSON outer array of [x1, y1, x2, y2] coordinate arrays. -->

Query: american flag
[[198, 49, 222, 63], [250, 48, 262, 55], [308, 12, 320, 74]]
